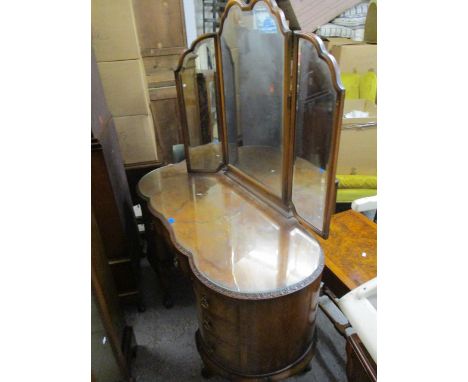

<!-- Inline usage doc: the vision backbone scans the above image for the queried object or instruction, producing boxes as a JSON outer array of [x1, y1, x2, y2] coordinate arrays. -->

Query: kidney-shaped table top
[[138, 160, 324, 296]]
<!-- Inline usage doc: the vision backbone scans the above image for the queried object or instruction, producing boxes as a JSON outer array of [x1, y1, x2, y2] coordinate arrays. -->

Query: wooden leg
[[146, 225, 174, 308]]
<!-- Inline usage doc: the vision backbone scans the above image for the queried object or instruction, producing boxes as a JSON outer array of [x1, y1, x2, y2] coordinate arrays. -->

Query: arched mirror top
[[175, 33, 223, 173], [294, 32, 345, 94], [175, 33, 218, 75], [218, 0, 291, 37]]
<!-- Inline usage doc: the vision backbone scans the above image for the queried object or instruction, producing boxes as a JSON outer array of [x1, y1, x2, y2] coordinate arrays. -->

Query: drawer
[[198, 309, 239, 347], [193, 280, 238, 325], [200, 327, 240, 370]]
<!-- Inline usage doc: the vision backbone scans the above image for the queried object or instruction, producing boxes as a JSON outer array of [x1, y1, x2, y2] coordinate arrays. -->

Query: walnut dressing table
[[138, 0, 345, 379]]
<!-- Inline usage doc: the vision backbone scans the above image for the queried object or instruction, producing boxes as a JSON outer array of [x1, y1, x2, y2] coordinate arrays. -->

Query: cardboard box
[[277, 0, 362, 32], [114, 115, 158, 164], [97, 59, 150, 117], [331, 43, 377, 74], [91, 0, 141, 61], [336, 99, 377, 175], [323, 37, 362, 52]]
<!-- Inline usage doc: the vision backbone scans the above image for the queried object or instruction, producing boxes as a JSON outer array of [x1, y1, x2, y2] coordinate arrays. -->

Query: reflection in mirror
[[179, 37, 223, 171], [292, 37, 338, 233], [221, 1, 285, 197]]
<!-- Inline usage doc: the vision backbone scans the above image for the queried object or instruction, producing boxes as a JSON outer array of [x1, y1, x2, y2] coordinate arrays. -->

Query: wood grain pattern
[[139, 161, 324, 297], [132, 0, 186, 57], [346, 333, 377, 382], [193, 275, 321, 378], [314, 209, 377, 292]]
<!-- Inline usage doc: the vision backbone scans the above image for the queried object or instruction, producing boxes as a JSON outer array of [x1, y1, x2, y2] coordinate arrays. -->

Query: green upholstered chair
[[336, 174, 377, 205]]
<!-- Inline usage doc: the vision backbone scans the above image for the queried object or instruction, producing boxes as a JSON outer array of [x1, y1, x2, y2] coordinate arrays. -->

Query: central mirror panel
[[179, 36, 223, 171], [220, 1, 285, 198]]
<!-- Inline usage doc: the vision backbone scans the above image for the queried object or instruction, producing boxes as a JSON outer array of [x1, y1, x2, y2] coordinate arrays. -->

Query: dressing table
[[138, 0, 344, 379]]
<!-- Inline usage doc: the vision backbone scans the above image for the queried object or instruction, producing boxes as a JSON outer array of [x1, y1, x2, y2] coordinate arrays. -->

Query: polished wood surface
[[141, 144, 327, 226], [315, 209, 377, 293], [139, 160, 323, 295]]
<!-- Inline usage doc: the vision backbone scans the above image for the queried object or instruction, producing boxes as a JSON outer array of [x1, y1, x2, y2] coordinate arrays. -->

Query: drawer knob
[[200, 296, 209, 309]]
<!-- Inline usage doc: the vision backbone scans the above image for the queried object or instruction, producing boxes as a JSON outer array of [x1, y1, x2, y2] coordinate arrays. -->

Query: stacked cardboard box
[[325, 38, 377, 74], [337, 100, 376, 175], [92, 0, 158, 165], [323, 38, 377, 176]]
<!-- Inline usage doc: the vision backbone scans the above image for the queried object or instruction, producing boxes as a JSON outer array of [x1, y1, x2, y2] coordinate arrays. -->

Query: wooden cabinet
[[133, 0, 187, 57], [92, 208, 136, 382], [92, 51, 143, 307]]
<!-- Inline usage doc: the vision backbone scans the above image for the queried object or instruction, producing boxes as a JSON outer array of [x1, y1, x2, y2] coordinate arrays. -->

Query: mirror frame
[[290, 32, 345, 238], [174, 0, 345, 238], [174, 32, 226, 173]]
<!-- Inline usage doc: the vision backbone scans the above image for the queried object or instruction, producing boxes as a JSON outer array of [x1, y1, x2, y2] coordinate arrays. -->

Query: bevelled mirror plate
[[179, 37, 223, 171], [220, 1, 285, 198], [292, 37, 339, 233]]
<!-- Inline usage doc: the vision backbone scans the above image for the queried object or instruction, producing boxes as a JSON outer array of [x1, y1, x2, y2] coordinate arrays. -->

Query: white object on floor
[[344, 110, 370, 119], [351, 195, 377, 221], [133, 204, 143, 218], [338, 277, 377, 362]]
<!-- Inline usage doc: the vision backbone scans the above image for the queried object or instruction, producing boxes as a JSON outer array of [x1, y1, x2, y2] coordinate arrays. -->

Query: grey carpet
[[124, 259, 347, 381]]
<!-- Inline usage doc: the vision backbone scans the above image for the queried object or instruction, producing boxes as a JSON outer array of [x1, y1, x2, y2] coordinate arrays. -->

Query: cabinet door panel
[[133, 0, 186, 57]]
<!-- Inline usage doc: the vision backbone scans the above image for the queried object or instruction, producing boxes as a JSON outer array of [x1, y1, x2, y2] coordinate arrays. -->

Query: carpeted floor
[[124, 259, 347, 381]]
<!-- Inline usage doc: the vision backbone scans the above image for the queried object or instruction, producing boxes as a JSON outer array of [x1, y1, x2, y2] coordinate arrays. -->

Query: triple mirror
[[175, 0, 344, 238]]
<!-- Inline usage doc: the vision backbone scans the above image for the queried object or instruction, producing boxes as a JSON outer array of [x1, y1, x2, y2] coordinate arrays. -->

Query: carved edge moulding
[[147, 198, 325, 300], [174, 0, 345, 240]]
